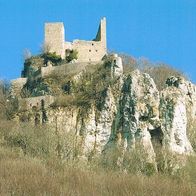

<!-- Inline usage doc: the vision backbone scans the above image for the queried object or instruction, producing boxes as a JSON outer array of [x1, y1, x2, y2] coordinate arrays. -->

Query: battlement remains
[[10, 78, 27, 97], [45, 17, 107, 62], [18, 95, 55, 111]]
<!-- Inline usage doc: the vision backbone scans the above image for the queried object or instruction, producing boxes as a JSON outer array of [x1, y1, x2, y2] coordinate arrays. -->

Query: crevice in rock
[[149, 126, 163, 146]]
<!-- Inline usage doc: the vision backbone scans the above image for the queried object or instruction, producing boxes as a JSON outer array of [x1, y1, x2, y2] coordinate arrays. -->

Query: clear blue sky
[[0, 0, 196, 82]]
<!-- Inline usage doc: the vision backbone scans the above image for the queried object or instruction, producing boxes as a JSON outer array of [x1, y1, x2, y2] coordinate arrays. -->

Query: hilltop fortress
[[45, 17, 107, 62], [9, 17, 195, 160], [11, 17, 123, 113]]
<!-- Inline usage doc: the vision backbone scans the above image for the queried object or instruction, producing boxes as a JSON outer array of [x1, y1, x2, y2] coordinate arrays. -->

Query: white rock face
[[76, 87, 117, 155], [166, 76, 196, 120], [43, 71, 195, 159], [160, 86, 193, 154], [111, 54, 123, 78], [76, 107, 97, 154], [113, 70, 160, 162], [95, 88, 117, 153], [47, 107, 78, 133], [16, 70, 195, 161]]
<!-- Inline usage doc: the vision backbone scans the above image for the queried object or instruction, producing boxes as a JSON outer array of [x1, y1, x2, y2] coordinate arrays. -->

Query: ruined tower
[[44, 17, 107, 62], [95, 17, 107, 52], [44, 23, 65, 58]]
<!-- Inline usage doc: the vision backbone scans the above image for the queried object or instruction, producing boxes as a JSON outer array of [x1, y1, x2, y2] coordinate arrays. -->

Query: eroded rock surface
[[14, 70, 195, 162], [160, 86, 193, 154]]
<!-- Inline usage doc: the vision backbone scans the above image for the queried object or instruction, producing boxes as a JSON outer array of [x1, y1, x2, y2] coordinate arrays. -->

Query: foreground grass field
[[0, 146, 196, 196]]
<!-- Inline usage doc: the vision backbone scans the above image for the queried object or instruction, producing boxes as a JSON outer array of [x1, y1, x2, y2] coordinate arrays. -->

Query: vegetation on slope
[[120, 54, 184, 90], [21, 52, 184, 100], [0, 145, 196, 196], [0, 53, 195, 195], [0, 120, 196, 195]]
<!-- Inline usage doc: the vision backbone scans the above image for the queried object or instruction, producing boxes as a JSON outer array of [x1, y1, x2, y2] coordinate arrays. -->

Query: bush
[[187, 118, 196, 152], [0, 80, 12, 119], [0, 144, 196, 196], [66, 50, 78, 63], [42, 52, 62, 65], [73, 63, 112, 110], [0, 118, 196, 195], [143, 64, 184, 91], [52, 95, 76, 108]]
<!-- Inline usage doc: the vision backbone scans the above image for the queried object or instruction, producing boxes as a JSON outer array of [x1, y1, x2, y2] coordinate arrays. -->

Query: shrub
[[0, 146, 195, 196], [73, 63, 112, 110], [142, 63, 184, 91], [187, 117, 196, 152], [42, 52, 62, 65], [66, 49, 78, 63], [51, 95, 76, 108], [0, 80, 12, 119]]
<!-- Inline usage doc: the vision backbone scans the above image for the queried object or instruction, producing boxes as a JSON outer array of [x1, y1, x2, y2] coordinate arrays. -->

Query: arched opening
[[149, 127, 163, 146], [35, 113, 40, 125], [32, 106, 37, 112], [41, 99, 45, 109]]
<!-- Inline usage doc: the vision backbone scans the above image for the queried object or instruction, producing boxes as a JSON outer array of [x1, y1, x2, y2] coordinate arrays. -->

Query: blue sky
[[0, 0, 196, 82]]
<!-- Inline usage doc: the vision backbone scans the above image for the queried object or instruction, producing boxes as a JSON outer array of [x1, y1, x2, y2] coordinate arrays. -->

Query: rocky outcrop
[[160, 86, 193, 154], [160, 76, 195, 154], [111, 54, 123, 78], [47, 107, 78, 134], [166, 76, 196, 120], [111, 70, 160, 162], [75, 87, 117, 155], [14, 71, 195, 162]]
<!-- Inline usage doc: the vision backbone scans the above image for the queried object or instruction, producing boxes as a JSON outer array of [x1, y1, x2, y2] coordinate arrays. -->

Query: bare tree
[[40, 42, 51, 54], [23, 48, 32, 60], [0, 80, 8, 119]]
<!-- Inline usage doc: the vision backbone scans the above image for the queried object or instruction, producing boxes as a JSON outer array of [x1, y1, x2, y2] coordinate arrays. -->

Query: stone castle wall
[[71, 40, 106, 62], [44, 18, 107, 62], [11, 78, 27, 97], [41, 61, 101, 78], [18, 95, 55, 111], [45, 23, 65, 58]]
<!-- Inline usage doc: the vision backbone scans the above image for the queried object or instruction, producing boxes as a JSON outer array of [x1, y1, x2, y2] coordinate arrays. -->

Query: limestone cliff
[[12, 54, 195, 166]]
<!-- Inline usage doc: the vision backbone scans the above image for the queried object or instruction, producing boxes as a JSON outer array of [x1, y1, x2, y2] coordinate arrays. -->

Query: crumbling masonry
[[45, 17, 107, 62]]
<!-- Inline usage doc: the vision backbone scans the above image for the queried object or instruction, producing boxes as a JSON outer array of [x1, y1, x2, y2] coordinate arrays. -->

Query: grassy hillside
[[0, 145, 196, 196], [1, 56, 196, 195], [0, 119, 196, 196]]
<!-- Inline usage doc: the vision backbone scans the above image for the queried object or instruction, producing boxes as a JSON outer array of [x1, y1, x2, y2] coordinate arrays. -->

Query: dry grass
[[0, 146, 195, 196], [142, 64, 184, 91], [0, 121, 195, 196], [52, 95, 76, 107], [1, 79, 196, 195]]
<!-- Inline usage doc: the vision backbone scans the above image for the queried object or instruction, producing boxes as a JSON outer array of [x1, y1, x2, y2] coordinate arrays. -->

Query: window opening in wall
[[89, 49, 91, 52], [92, 43, 94, 46], [41, 99, 45, 109], [32, 106, 37, 112], [35, 113, 40, 125], [96, 50, 98, 52], [42, 110, 48, 123]]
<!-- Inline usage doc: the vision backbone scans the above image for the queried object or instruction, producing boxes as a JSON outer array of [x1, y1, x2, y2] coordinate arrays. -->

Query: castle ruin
[[11, 17, 124, 123], [45, 17, 107, 62]]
